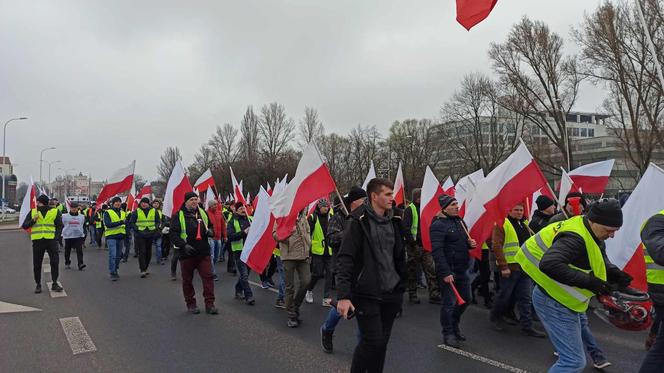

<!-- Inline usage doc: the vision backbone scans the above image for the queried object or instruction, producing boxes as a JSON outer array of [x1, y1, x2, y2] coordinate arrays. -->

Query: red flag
[[136, 183, 153, 201], [96, 161, 135, 206], [270, 143, 336, 241], [420, 166, 444, 252], [230, 167, 246, 205], [442, 176, 455, 197], [568, 159, 614, 194], [194, 169, 215, 192], [241, 187, 277, 273], [162, 161, 193, 217], [126, 193, 135, 212], [393, 162, 405, 206], [456, 0, 498, 31]]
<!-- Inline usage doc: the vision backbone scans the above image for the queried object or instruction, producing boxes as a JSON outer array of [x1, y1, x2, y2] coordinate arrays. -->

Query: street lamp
[[47, 160, 62, 187], [39, 147, 56, 186], [1, 116, 27, 204]]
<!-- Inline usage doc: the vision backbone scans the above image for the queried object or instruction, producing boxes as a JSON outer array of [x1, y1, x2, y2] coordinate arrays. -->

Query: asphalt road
[[0, 229, 651, 372]]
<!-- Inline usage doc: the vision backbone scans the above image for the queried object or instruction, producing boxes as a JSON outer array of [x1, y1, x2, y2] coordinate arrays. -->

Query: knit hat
[[184, 192, 198, 202], [536, 195, 555, 210], [318, 199, 330, 208], [347, 186, 367, 204], [438, 194, 456, 209], [140, 197, 150, 205], [37, 194, 50, 205], [110, 196, 122, 204], [586, 199, 623, 228]]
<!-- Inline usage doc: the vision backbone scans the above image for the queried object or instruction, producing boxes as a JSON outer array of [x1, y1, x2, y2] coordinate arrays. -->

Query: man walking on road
[[336, 178, 407, 372], [306, 199, 334, 307], [640, 209, 664, 372], [170, 192, 217, 315], [104, 196, 127, 281], [62, 202, 87, 271], [22, 194, 64, 294], [129, 197, 160, 278], [227, 203, 254, 305], [86, 202, 97, 247]]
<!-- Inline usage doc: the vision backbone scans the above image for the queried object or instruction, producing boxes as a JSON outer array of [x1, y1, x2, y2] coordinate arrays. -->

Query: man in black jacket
[[170, 192, 217, 315], [430, 195, 477, 348], [336, 178, 407, 373], [640, 210, 664, 372], [529, 195, 556, 233], [128, 197, 161, 277]]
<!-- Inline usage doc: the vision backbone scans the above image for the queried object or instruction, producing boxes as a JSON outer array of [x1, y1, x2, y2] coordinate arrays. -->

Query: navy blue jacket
[[430, 215, 472, 278]]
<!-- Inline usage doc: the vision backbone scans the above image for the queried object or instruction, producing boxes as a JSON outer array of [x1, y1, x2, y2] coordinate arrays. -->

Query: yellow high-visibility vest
[[31, 208, 57, 240]]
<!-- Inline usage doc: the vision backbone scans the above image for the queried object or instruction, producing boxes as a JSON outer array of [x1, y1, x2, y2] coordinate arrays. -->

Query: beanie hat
[[37, 194, 50, 205], [110, 196, 122, 204], [438, 194, 457, 209], [347, 186, 367, 204], [586, 199, 623, 228], [140, 197, 150, 204], [536, 195, 555, 210], [184, 192, 198, 202], [318, 199, 330, 208]]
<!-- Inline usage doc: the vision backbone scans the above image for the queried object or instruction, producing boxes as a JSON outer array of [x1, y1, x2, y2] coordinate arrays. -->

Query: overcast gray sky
[[1, 0, 605, 185]]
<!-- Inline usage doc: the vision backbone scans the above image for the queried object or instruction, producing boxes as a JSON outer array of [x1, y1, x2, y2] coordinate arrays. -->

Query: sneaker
[[266, 279, 276, 288], [443, 335, 461, 348], [454, 331, 467, 342], [321, 327, 334, 353], [593, 359, 611, 369], [140, 272, 147, 278], [521, 328, 546, 338], [322, 298, 332, 307], [287, 318, 299, 328], [111, 273, 118, 281], [78, 264, 86, 271], [65, 264, 71, 270], [245, 298, 255, 306], [213, 274, 219, 282], [35, 284, 42, 294], [305, 290, 314, 304], [51, 282, 63, 292], [274, 299, 286, 309], [122, 258, 128, 263], [187, 306, 201, 314], [206, 307, 219, 315], [261, 281, 270, 289]]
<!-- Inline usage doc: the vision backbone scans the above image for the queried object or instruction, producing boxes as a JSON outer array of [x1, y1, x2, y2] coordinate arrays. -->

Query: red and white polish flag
[[456, 0, 498, 31], [465, 142, 549, 258], [241, 186, 278, 273], [557, 168, 579, 208], [230, 167, 246, 205], [455, 169, 484, 218], [606, 163, 664, 291], [96, 161, 135, 206], [393, 162, 405, 207], [361, 161, 376, 191], [162, 160, 193, 217], [135, 183, 153, 201], [270, 143, 336, 241], [19, 177, 36, 230], [193, 169, 215, 192], [420, 166, 444, 252], [568, 159, 614, 194], [442, 176, 455, 196]]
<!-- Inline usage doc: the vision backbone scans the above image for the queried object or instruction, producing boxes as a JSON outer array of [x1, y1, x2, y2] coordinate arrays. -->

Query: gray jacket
[[273, 214, 311, 261]]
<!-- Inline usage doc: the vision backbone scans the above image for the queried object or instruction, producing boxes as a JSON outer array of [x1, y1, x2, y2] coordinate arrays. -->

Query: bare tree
[[239, 106, 260, 163], [157, 146, 182, 183], [208, 123, 238, 165], [188, 145, 215, 183], [489, 16, 583, 171], [133, 174, 147, 191], [258, 102, 295, 167], [298, 106, 325, 147], [319, 132, 352, 189], [574, 0, 663, 175]]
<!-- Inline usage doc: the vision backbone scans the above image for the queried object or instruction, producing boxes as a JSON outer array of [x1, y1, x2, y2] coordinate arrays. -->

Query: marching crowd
[[20, 178, 664, 373]]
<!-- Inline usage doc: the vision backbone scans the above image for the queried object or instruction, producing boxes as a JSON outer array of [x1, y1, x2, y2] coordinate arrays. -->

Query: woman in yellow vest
[[21, 194, 64, 293], [640, 210, 664, 371], [515, 199, 632, 372]]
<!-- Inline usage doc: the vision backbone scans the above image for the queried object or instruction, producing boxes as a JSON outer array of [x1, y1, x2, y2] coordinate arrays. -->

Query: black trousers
[[351, 297, 402, 373], [226, 241, 236, 273], [95, 227, 104, 247], [64, 237, 85, 267], [135, 236, 153, 272], [161, 234, 171, 259], [307, 255, 334, 298], [33, 239, 59, 285], [471, 249, 491, 301], [171, 249, 180, 276], [260, 255, 277, 282]]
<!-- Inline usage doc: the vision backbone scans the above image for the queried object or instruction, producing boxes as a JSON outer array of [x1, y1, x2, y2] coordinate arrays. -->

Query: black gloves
[[587, 276, 612, 295], [607, 267, 633, 288], [183, 244, 196, 256]]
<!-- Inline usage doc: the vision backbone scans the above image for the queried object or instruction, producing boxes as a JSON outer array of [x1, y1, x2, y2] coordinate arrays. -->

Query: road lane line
[[59, 317, 97, 355], [43, 264, 51, 273], [438, 344, 530, 373], [248, 280, 279, 294], [46, 281, 67, 298], [0, 300, 41, 313]]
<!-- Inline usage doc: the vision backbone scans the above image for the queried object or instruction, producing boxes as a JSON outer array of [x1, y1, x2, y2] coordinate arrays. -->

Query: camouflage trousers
[[407, 243, 440, 299]]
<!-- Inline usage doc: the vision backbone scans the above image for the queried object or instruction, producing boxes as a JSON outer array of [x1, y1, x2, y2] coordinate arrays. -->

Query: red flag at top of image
[[456, 0, 498, 31]]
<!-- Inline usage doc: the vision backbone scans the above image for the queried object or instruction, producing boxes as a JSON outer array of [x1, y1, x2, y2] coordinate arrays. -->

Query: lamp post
[[47, 160, 62, 190], [39, 147, 56, 187], [1, 117, 27, 204]]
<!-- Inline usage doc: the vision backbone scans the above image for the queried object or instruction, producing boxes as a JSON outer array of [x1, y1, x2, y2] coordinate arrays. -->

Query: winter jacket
[[127, 207, 161, 238], [103, 207, 128, 240], [227, 213, 251, 245], [641, 213, 664, 306], [335, 203, 407, 302], [327, 210, 350, 250], [169, 205, 213, 259], [273, 214, 311, 261], [529, 210, 554, 233], [22, 205, 64, 239], [308, 210, 331, 256], [430, 214, 472, 278], [207, 206, 227, 241]]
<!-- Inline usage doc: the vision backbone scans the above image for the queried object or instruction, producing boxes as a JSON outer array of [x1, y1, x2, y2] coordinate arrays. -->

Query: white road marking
[[438, 344, 530, 373], [0, 300, 41, 314], [43, 264, 51, 273], [248, 280, 279, 294], [46, 281, 67, 298], [59, 317, 97, 355]]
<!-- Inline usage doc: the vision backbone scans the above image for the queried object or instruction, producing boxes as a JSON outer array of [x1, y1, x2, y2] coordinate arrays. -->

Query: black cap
[[347, 186, 367, 204], [110, 196, 122, 204], [536, 195, 555, 210], [586, 199, 623, 228], [140, 197, 150, 204], [184, 192, 198, 202], [438, 194, 456, 209], [37, 194, 50, 205]]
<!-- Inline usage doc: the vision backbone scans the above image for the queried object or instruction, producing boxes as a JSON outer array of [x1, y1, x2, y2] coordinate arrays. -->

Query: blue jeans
[[640, 305, 664, 372], [233, 251, 253, 298], [107, 238, 124, 274], [439, 272, 471, 336], [322, 307, 342, 332], [533, 286, 585, 373], [275, 255, 285, 300], [208, 239, 221, 275], [154, 236, 163, 261], [579, 312, 605, 363], [490, 270, 534, 330]]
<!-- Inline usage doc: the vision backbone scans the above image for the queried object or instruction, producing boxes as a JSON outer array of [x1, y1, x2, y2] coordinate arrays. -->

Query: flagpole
[[635, 0, 664, 94]]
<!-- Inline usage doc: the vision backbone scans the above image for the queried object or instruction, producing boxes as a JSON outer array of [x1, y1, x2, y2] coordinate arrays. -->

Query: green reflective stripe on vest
[[30, 208, 57, 240], [643, 210, 664, 285], [136, 208, 156, 231], [502, 219, 520, 264], [104, 210, 127, 236], [515, 216, 606, 312], [311, 214, 332, 255], [408, 203, 419, 240], [178, 208, 209, 240]]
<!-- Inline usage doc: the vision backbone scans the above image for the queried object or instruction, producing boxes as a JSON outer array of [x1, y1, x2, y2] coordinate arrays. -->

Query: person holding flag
[[22, 194, 64, 294], [104, 197, 128, 281], [128, 197, 161, 278], [640, 210, 664, 371], [227, 202, 254, 305]]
